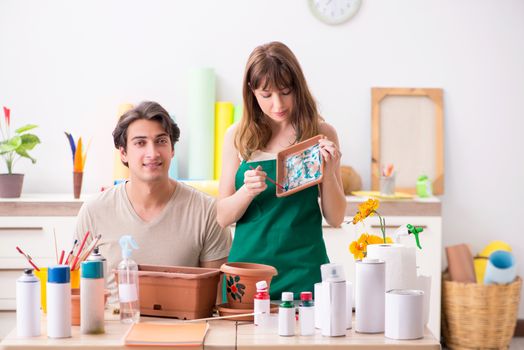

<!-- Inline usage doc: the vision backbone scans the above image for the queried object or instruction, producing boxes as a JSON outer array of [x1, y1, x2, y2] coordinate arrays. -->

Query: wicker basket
[[442, 274, 522, 350]]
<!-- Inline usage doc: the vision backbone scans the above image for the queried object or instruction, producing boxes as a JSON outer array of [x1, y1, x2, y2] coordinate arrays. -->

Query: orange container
[[135, 264, 221, 320]]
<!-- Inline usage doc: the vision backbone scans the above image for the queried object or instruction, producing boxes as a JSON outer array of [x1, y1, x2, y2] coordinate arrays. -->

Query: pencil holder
[[70, 269, 80, 289], [380, 174, 395, 196], [34, 267, 48, 313]]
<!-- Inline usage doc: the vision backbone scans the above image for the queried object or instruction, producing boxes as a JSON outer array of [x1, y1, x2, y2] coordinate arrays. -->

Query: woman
[[217, 41, 346, 299]]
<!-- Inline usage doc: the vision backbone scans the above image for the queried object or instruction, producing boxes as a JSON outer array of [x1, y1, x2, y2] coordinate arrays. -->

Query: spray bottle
[[117, 235, 140, 323]]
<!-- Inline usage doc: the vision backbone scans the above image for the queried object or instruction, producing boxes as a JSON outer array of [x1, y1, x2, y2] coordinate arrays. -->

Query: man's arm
[[200, 257, 228, 305]]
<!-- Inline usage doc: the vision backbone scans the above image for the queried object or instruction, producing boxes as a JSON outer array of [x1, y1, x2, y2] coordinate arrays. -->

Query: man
[[75, 101, 231, 299]]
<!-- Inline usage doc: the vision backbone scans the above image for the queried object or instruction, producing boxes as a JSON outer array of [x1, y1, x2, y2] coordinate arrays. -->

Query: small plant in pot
[[0, 106, 40, 198]]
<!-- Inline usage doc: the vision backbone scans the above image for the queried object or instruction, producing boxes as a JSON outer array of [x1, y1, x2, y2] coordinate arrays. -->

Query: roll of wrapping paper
[[233, 103, 243, 123], [214, 102, 234, 180], [113, 103, 134, 183], [168, 114, 178, 179], [188, 68, 215, 180], [180, 180, 219, 198]]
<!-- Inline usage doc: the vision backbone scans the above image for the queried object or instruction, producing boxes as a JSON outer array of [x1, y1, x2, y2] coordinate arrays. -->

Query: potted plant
[[0, 106, 40, 198]]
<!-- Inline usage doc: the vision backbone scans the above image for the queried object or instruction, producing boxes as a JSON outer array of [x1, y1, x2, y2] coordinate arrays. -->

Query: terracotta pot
[[73, 172, 83, 199], [220, 262, 277, 310], [0, 173, 24, 198]]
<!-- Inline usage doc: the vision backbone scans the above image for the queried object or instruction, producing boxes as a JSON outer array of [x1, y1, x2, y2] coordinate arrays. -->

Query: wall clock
[[309, 0, 362, 25]]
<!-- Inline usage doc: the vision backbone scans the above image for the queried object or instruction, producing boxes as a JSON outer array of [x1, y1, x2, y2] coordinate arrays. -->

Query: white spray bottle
[[117, 235, 140, 323]]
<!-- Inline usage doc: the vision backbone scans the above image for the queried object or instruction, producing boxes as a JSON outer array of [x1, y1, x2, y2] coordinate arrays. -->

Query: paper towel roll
[[416, 275, 431, 326], [188, 68, 216, 180], [385, 289, 424, 340], [366, 244, 417, 291], [214, 102, 234, 180], [346, 281, 352, 330], [112, 103, 134, 183], [355, 258, 385, 333]]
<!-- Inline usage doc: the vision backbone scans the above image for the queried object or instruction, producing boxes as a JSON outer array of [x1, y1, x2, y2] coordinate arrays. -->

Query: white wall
[[1, 0, 524, 316]]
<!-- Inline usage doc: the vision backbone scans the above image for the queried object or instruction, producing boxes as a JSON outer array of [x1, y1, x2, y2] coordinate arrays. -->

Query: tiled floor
[[2, 311, 524, 348]]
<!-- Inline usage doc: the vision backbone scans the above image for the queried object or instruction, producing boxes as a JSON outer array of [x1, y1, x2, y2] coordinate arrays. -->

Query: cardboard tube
[[188, 68, 215, 180]]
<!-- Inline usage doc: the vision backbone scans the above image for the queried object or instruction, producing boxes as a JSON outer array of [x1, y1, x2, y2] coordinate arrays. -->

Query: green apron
[[228, 159, 329, 300]]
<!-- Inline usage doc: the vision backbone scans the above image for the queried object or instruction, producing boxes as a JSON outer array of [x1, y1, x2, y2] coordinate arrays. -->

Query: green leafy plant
[[0, 107, 40, 174]]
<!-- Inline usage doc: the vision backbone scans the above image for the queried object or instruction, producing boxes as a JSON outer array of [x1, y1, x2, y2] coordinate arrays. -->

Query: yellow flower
[[352, 212, 362, 225], [367, 235, 393, 245], [358, 199, 379, 219], [349, 233, 369, 260]]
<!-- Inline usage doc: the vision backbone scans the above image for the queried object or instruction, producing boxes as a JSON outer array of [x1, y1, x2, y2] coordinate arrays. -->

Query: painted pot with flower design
[[220, 262, 277, 309]]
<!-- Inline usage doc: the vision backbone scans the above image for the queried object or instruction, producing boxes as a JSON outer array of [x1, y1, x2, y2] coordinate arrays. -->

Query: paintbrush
[[248, 165, 286, 190]]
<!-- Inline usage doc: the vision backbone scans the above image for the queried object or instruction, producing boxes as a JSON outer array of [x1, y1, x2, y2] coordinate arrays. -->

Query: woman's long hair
[[235, 42, 322, 160]]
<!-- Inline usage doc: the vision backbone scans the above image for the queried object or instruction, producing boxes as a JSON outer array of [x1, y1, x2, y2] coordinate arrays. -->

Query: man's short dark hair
[[112, 101, 180, 166]]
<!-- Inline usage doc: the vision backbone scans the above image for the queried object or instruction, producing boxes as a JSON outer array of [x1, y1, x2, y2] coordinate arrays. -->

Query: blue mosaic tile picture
[[282, 143, 322, 192]]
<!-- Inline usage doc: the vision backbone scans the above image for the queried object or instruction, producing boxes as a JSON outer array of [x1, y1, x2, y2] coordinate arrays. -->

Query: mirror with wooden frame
[[371, 87, 444, 195]]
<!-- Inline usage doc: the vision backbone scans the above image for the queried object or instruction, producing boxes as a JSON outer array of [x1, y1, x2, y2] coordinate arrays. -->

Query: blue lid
[[81, 261, 104, 279], [48, 265, 70, 284]]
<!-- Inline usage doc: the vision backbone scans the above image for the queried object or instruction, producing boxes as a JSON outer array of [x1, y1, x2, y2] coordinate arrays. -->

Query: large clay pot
[[0, 173, 24, 198], [220, 262, 277, 309]]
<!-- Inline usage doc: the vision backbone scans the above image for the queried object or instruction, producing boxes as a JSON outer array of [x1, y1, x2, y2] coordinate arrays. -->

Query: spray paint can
[[47, 265, 71, 338], [80, 261, 105, 334], [16, 269, 41, 337]]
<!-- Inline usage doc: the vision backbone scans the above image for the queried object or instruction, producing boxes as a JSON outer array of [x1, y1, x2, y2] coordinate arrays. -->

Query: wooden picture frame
[[371, 87, 444, 195]]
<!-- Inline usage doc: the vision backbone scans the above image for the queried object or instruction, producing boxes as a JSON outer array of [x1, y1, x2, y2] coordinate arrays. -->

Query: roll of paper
[[188, 68, 216, 180], [355, 258, 385, 333], [169, 114, 178, 180], [366, 244, 417, 291], [346, 281, 352, 330], [385, 289, 424, 340], [416, 274, 431, 325], [233, 103, 243, 123], [113, 103, 134, 183], [214, 102, 234, 180]]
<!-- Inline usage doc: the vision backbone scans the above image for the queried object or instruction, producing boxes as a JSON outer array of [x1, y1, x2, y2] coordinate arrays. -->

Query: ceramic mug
[[484, 250, 516, 285]]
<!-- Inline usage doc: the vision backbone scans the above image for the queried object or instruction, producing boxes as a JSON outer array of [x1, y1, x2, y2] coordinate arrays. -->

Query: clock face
[[309, 0, 362, 25]]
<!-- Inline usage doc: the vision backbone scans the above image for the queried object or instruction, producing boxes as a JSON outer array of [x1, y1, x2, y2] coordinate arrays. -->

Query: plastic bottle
[[117, 235, 140, 323], [299, 291, 315, 335], [254, 280, 270, 326], [80, 261, 105, 334], [47, 265, 71, 338], [278, 292, 295, 336], [87, 246, 108, 289], [16, 269, 41, 337]]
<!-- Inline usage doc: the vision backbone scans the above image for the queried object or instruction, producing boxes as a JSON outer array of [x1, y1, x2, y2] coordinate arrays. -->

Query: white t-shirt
[[75, 181, 231, 297]]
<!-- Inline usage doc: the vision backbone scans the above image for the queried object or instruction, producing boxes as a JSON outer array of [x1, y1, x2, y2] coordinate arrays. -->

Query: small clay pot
[[220, 262, 277, 310]]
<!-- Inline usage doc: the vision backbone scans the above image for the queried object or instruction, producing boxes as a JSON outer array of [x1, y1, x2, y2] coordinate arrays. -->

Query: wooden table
[[0, 313, 441, 350]]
